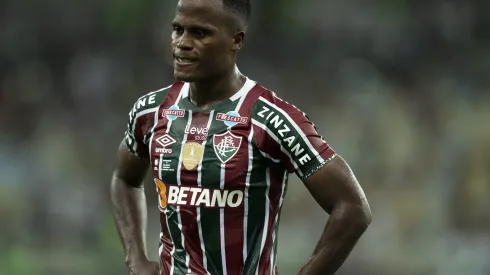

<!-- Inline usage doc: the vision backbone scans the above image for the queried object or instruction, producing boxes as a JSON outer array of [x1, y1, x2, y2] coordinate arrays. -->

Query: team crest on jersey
[[213, 131, 242, 163], [162, 105, 185, 121], [216, 111, 248, 127], [182, 142, 205, 170]]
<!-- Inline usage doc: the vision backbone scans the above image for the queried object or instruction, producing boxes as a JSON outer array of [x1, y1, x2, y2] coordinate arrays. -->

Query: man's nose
[[175, 32, 193, 50]]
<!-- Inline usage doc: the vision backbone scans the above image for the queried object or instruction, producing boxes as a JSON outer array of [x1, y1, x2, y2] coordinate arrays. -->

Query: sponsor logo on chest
[[162, 105, 185, 121], [184, 125, 208, 141], [155, 134, 176, 154], [154, 179, 244, 208], [216, 111, 248, 127]]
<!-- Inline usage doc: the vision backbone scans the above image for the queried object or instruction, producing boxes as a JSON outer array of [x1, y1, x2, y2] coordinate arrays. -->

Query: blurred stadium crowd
[[1, 0, 489, 274]]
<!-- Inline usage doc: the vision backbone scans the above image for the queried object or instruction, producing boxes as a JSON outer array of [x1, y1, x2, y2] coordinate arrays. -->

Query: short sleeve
[[252, 95, 337, 180], [124, 93, 160, 159]]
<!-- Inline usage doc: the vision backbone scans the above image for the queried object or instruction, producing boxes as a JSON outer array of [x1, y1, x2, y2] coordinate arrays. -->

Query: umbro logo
[[156, 134, 176, 147], [155, 134, 176, 154]]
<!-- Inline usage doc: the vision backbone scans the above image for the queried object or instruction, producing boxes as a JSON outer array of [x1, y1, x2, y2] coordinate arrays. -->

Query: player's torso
[[150, 84, 257, 207], [148, 81, 285, 275]]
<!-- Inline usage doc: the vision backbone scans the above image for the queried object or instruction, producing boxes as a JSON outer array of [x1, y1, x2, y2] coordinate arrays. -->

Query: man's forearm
[[111, 175, 149, 266], [299, 204, 371, 275]]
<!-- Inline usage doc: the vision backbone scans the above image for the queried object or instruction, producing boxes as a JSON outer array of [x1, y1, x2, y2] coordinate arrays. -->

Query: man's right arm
[[110, 140, 158, 275]]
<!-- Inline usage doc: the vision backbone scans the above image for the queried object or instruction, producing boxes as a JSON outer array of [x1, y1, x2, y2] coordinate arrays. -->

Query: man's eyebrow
[[171, 20, 218, 31]]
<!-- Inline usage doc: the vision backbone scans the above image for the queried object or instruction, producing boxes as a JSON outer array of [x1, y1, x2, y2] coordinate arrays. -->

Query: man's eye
[[192, 29, 207, 38], [173, 26, 183, 34]]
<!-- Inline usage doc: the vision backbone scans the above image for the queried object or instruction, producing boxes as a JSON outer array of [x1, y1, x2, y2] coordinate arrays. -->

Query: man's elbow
[[343, 202, 372, 233], [353, 204, 372, 231]]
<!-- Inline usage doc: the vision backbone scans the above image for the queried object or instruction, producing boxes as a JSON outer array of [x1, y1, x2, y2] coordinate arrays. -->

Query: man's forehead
[[174, 0, 235, 29], [176, 0, 224, 16]]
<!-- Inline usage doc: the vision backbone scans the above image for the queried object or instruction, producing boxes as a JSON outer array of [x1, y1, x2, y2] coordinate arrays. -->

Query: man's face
[[171, 0, 241, 82]]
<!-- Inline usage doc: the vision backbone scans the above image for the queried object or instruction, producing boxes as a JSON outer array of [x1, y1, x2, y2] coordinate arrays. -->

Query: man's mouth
[[174, 56, 197, 65]]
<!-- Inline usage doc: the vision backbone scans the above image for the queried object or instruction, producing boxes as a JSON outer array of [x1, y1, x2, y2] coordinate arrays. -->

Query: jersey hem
[[299, 153, 338, 180]]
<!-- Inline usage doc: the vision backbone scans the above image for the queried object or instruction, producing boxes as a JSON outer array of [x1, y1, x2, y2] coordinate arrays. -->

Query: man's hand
[[128, 259, 159, 275]]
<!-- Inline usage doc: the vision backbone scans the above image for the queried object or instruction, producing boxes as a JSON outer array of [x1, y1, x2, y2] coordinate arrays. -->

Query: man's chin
[[174, 71, 199, 82]]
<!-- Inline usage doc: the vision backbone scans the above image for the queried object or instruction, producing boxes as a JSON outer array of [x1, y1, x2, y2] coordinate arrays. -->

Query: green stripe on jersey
[[199, 113, 226, 275], [242, 144, 268, 275]]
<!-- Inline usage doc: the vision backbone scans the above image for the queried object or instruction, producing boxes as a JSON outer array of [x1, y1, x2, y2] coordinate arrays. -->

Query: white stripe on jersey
[[196, 110, 215, 274], [220, 162, 227, 275], [176, 111, 194, 274], [166, 83, 186, 133], [255, 167, 271, 275], [258, 97, 325, 164], [256, 149, 281, 163], [148, 104, 161, 156], [270, 170, 287, 275], [181, 82, 190, 98], [160, 154, 176, 275], [130, 106, 159, 154], [243, 127, 254, 264], [231, 77, 256, 102], [251, 119, 304, 178]]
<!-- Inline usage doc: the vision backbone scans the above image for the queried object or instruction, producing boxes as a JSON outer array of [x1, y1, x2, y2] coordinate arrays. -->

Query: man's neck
[[189, 66, 246, 108]]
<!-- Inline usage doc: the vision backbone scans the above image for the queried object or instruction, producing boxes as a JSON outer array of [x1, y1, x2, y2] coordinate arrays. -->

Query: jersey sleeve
[[124, 93, 160, 158], [252, 95, 337, 180]]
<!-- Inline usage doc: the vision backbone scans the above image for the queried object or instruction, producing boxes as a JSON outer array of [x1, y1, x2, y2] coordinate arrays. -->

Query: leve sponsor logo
[[184, 125, 208, 141], [154, 179, 244, 208]]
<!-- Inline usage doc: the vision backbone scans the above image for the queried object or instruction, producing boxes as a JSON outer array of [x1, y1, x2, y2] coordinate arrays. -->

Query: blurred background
[[1, 0, 490, 274]]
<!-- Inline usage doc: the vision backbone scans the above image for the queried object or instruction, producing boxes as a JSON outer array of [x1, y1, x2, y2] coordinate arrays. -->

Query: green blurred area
[[1, 0, 490, 274]]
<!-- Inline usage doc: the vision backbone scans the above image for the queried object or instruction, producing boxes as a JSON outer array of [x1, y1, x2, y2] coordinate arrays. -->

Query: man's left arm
[[298, 155, 372, 275], [251, 94, 372, 274]]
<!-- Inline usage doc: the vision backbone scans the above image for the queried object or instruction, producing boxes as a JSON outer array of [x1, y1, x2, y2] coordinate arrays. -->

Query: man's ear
[[231, 31, 245, 51]]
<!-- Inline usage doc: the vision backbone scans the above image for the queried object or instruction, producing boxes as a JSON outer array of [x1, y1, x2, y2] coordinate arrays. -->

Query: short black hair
[[222, 0, 251, 30]]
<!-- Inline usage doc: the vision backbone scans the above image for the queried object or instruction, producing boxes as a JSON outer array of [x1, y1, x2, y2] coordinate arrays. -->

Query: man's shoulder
[[250, 82, 305, 120], [129, 83, 180, 117]]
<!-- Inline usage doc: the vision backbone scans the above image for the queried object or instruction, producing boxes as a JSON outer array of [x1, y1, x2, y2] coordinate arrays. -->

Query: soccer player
[[110, 0, 372, 274]]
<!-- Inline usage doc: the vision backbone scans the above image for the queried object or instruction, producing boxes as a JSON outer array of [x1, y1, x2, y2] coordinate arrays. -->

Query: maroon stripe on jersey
[[257, 169, 285, 275], [133, 115, 149, 157], [151, 81, 186, 143], [167, 82, 185, 105], [252, 124, 295, 172], [236, 83, 265, 117], [223, 127, 248, 274], [160, 81, 185, 126], [178, 112, 211, 274]]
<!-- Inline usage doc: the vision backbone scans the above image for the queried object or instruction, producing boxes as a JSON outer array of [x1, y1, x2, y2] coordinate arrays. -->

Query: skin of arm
[[298, 156, 372, 275], [110, 141, 158, 275]]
